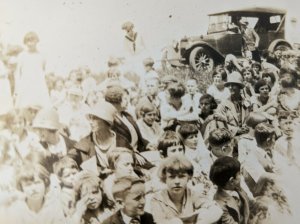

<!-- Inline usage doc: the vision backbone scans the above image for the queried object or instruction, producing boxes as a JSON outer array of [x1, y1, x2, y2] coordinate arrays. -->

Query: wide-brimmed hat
[[32, 108, 61, 130], [87, 100, 117, 125], [224, 71, 244, 88]]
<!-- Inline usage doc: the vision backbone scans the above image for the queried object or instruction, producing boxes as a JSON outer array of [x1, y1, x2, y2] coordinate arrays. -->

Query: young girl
[[74, 171, 115, 224], [15, 32, 50, 109], [1, 163, 67, 224]]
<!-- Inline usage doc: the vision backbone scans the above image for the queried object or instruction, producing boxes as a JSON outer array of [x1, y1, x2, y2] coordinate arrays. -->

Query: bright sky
[[0, 0, 297, 75]]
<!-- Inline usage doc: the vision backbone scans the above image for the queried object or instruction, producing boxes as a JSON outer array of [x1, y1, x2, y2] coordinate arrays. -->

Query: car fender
[[162, 45, 186, 67], [268, 39, 293, 52], [185, 41, 225, 64]]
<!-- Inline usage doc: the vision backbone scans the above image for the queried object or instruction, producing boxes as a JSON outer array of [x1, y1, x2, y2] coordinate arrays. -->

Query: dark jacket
[[68, 132, 131, 176], [102, 210, 156, 224], [113, 111, 149, 152]]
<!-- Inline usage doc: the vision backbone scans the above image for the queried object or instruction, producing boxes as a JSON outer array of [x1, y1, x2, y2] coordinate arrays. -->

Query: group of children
[[0, 30, 300, 224]]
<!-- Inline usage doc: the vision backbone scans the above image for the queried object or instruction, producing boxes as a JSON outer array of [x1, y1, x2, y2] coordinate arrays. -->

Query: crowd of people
[[1, 19, 300, 224]]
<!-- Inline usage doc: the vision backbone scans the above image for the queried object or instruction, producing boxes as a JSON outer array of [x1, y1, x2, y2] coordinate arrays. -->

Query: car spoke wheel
[[189, 47, 214, 72]]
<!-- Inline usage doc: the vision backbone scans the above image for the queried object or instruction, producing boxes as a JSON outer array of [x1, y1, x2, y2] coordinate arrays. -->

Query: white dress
[[15, 51, 50, 109]]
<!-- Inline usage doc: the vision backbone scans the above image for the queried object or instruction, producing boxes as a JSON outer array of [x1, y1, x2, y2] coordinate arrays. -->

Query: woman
[[207, 70, 230, 104], [251, 79, 277, 117], [198, 94, 227, 144], [15, 32, 50, 109], [69, 100, 131, 177], [150, 155, 222, 224]]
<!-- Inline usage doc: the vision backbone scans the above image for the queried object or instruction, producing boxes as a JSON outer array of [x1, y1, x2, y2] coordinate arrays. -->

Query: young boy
[[103, 176, 156, 224], [210, 156, 250, 224], [151, 155, 222, 224]]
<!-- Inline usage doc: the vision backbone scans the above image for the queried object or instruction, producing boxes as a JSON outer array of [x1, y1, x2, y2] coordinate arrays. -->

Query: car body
[[164, 6, 293, 72]]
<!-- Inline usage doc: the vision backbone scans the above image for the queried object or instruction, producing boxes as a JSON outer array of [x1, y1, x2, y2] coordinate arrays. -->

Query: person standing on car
[[239, 18, 261, 63]]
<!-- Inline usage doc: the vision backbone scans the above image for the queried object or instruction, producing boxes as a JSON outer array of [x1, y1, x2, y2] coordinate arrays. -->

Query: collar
[[121, 210, 140, 224]]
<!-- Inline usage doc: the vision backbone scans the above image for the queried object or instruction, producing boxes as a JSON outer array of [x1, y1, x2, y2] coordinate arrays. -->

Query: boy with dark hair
[[210, 156, 250, 224], [103, 176, 156, 224]]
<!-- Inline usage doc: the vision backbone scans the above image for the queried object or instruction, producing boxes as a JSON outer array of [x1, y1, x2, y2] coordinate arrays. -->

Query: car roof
[[208, 6, 286, 16]]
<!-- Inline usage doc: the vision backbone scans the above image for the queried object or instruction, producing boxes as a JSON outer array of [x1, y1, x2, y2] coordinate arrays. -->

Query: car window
[[208, 14, 230, 34], [239, 17, 259, 29]]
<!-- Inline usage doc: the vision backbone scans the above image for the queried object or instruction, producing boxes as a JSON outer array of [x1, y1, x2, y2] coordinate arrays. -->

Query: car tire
[[189, 47, 214, 72]]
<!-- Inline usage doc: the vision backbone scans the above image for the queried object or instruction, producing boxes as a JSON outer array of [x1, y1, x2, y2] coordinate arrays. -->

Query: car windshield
[[208, 14, 231, 34]]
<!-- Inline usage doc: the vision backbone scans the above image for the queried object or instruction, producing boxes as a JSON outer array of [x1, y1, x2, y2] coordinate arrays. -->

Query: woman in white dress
[[15, 32, 50, 109]]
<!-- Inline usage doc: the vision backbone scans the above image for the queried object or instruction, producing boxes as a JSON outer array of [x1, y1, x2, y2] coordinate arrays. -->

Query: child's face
[[115, 153, 134, 177], [166, 171, 189, 196], [143, 111, 156, 126], [123, 183, 146, 217], [61, 168, 78, 188], [81, 185, 102, 210], [186, 80, 198, 95], [213, 74, 222, 85], [243, 70, 253, 83], [166, 144, 184, 157], [279, 118, 294, 137], [259, 85, 270, 97], [200, 98, 213, 115], [183, 133, 198, 150], [21, 176, 46, 200]]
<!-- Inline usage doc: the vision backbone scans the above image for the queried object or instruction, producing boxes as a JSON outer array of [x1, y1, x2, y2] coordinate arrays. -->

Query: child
[[8, 163, 67, 224], [103, 176, 156, 224], [210, 156, 250, 224], [137, 101, 162, 145], [74, 171, 114, 224], [53, 156, 79, 217], [151, 155, 222, 224], [157, 131, 185, 158], [103, 147, 138, 202]]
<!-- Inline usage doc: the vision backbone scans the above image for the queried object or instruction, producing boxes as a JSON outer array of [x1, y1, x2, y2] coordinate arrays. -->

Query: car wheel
[[189, 47, 214, 72]]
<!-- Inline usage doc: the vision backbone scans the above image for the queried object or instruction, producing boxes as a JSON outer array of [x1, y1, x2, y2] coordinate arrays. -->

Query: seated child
[[103, 176, 156, 224], [74, 171, 115, 224], [137, 101, 162, 145], [151, 155, 222, 224], [210, 156, 250, 224], [158, 131, 185, 158], [5, 163, 67, 224], [103, 147, 138, 202], [53, 156, 79, 217]]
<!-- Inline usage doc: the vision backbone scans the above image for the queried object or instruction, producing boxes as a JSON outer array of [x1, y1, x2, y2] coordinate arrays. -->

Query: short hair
[[241, 67, 254, 78], [112, 176, 145, 200], [261, 71, 276, 84], [16, 163, 50, 191], [254, 123, 275, 147], [254, 79, 271, 93], [277, 110, 296, 122], [199, 94, 218, 110], [252, 62, 262, 71], [157, 131, 185, 158], [167, 82, 186, 98], [245, 112, 268, 129], [208, 128, 232, 147], [158, 155, 194, 183], [212, 70, 227, 81], [23, 31, 39, 44], [209, 156, 241, 187], [107, 147, 134, 171], [53, 156, 78, 178], [74, 170, 102, 195], [138, 101, 156, 117], [107, 68, 121, 79], [178, 123, 198, 140], [105, 85, 124, 104]]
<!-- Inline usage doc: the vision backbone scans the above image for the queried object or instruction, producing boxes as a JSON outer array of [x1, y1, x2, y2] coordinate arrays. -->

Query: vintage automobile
[[164, 6, 293, 72]]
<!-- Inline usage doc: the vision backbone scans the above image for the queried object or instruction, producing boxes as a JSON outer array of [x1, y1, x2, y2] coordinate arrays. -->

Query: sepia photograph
[[1, 0, 300, 223]]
